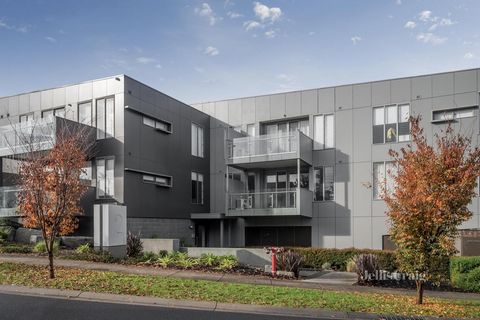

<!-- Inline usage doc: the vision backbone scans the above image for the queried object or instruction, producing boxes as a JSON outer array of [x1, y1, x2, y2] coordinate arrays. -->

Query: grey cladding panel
[[391, 78, 411, 103], [285, 92, 301, 117], [335, 85, 352, 110], [353, 108, 372, 162], [372, 81, 390, 106], [454, 70, 477, 94], [335, 110, 353, 164], [228, 99, 242, 126], [432, 72, 454, 96], [455, 92, 477, 107], [215, 101, 229, 123], [242, 98, 255, 124], [41, 89, 54, 109], [255, 96, 270, 121], [318, 88, 334, 113], [411, 76, 432, 100], [301, 89, 318, 115], [18, 94, 29, 114], [270, 94, 286, 120], [53, 87, 66, 107], [432, 95, 454, 110], [353, 83, 371, 108]]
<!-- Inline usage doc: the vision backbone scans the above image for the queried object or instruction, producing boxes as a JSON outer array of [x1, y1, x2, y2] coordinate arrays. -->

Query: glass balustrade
[[228, 132, 299, 159], [229, 190, 298, 210]]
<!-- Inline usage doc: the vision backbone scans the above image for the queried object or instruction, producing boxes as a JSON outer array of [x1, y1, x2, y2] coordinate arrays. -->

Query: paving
[[0, 254, 479, 302]]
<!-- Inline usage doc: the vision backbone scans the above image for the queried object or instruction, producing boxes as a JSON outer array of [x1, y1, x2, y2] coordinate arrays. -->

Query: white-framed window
[[78, 101, 92, 126], [191, 123, 204, 157], [313, 114, 334, 149], [432, 106, 476, 122], [96, 158, 114, 198], [19, 113, 34, 123], [373, 161, 397, 200], [142, 116, 172, 133], [42, 107, 65, 119], [373, 104, 410, 144], [247, 124, 256, 137], [142, 173, 172, 187], [191, 172, 204, 204], [96, 97, 115, 139], [314, 166, 334, 201]]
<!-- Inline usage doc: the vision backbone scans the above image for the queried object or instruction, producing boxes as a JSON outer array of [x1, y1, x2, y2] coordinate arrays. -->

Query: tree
[[382, 116, 480, 304], [12, 119, 94, 279]]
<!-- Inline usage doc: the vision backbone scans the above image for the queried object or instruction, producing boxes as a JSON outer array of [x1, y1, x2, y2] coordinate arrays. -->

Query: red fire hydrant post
[[271, 248, 277, 275], [265, 247, 283, 277]]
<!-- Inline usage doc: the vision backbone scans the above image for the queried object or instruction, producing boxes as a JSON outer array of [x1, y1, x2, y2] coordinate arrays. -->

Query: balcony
[[227, 131, 313, 169], [0, 186, 19, 217], [227, 188, 312, 217]]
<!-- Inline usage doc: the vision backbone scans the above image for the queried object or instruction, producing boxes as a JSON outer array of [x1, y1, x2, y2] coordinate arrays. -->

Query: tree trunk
[[416, 280, 424, 304], [47, 241, 55, 279]]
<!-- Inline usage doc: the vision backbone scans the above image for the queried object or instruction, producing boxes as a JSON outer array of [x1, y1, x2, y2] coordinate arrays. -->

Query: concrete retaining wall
[[141, 239, 180, 254], [14, 228, 42, 244], [183, 247, 270, 268], [60, 236, 93, 249]]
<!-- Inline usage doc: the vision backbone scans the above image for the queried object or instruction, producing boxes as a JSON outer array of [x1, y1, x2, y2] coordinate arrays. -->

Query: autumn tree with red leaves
[[13, 120, 94, 278], [382, 116, 480, 304]]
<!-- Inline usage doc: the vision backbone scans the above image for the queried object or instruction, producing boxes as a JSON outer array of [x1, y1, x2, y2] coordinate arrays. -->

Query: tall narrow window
[[373, 161, 396, 200], [191, 172, 204, 204], [191, 123, 204, 157], [314, 166, 335, 201], [96, 158, 114, 198], [96, 97, 114, 139], [398, 104, 410, 142], [385, 105, 397, 143], [247, 124, 256, 137], [314, 114, 334, 149], [78, 101, 92, 126]]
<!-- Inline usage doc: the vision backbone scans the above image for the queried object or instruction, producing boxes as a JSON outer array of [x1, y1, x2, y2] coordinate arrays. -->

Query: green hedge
[[291, 247, 398, 272], [450, 256, 480, 292]]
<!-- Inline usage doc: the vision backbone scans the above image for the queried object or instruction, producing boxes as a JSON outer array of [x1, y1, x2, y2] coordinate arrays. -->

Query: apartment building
[[0, 68, 479, 250]]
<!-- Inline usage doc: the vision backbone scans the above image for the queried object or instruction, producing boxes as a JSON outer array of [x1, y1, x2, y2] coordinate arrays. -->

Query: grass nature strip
[[0, 262, 479, 318]]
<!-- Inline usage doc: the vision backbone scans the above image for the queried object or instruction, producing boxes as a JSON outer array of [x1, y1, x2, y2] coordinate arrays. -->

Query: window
[[432, 106, 476, 122], [78, 101, 92, 126], [142, 116, 172, 133], [19, 113, 34, 123], [314, 114, 334, 149], [42, 107, 65, 119], [96, 158, 114, 198], [247, 124, 256, 137], [191, 123, 204, 157], [314, 166, 334, 201], [373, 104, 410, 144], [373, 162, 396, 200], [191, 172, 204, 204], [96, 97, 114, 139], [142, 174, 172, 187]]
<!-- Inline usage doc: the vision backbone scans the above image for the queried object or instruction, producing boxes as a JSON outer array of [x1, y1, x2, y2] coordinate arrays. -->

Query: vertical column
[[220, 219, 224, 248], [297, 158, 301, 209]]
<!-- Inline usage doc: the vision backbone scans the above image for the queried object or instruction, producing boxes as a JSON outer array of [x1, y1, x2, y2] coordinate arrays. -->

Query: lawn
[[0, 262, 479, 318]]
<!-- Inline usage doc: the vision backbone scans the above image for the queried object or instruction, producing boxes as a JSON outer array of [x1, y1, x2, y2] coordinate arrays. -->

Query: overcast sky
[[0, 0, 479, 103]]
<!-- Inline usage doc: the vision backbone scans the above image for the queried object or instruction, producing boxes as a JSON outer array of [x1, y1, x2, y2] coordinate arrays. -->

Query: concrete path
[[0, 254, 478, 301], [302, 270, 358, 285]]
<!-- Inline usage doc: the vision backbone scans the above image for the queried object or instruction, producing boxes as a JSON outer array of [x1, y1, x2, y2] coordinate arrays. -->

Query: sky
[[0, 0, 479, 104]]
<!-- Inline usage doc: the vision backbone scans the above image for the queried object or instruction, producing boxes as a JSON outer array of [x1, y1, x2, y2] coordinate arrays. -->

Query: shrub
[[157, 254, 174, 268], [450, 256, 480, 292], [292, 247, 397, 272], [346, 259, 357, 273], [158, 250, 168, 257], [64, 249, 118, 263], [217, 255, 238, 271], [75, 243, 91, 254], [277, 250, 303, 277], [33, 240, 59, 254], [177, 257, 198, 269], [200, 253, 219, 267], [0, 244, 33, 254], [141, 251, 158, 262], [321, 262, 332, 270], [353, 254, 378, 283], [126, 231, 143, 257]]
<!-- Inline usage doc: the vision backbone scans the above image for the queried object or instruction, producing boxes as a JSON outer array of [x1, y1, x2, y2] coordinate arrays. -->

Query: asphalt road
[[0, 293, 319, 320]]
